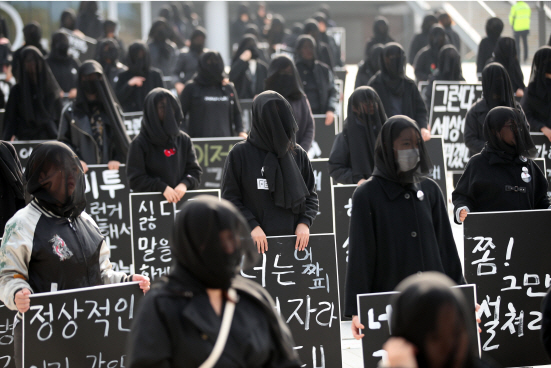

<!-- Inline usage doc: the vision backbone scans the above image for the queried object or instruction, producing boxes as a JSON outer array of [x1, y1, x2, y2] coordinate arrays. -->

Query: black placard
[[309, 114, 339, 159], [122, 112, 143, 141], [59, 28, 97, 63], [331, 184, 356, 321], [357, 285, 479, 368], [464, 210, 551, 367], [23, 283, 143, 368], [130, 190, 220, 280], [241, 234, 342, 368], [0, 304, 16, 368], [424, 135, 448, 204], [85, 165, 132, 273], [429, 82, 483, 171], [193, 137, 244, 189], [310, 159, 333, 235], [9, 141, 46, 172], [529, 133, 551, 190]]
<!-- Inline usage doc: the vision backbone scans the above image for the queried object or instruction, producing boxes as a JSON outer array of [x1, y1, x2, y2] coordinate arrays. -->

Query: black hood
[[60, 9, 77, 31], [265, 54, 304, 101], [486, 17, 504, 40], [140, 87, 183, 147], [126, 41, 150, 77], [194, 51, 225, 86], [482, 62, 516, 110], [436, 45, 463, 81], [96, 38, 121, 68], [232, 34, 261, 64], [429, 24, 448, 50], [421, 15, 438, 34], [294, 34, 317, 65], [49, 31, 70, 61]]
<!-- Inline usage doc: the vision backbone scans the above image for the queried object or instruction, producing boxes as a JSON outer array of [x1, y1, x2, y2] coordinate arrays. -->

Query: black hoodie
[[409, 15, 438, 65], [413, 25, 449, 82], [477, 17, 504, 76]]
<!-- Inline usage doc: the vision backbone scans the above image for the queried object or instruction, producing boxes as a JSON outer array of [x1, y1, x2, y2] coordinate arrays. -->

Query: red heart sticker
[[164, 148, 176, 157]]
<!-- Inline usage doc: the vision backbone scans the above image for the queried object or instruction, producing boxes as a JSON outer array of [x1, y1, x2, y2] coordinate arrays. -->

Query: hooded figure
[[126, 196, 302, 368], [58, 60, 130, 167], [465, 62, 520, 156], [355, 43, 383, 88], [409, 15, 439, 66], [439, 12, 461, 52], [453, 106, 548, 224], [172, 27, 206, 90], [229, 34, 269, 99], [46, 31, 80, 96], [389, 273, 482, 368], [424, 45, 464, 104], [0, 141, 25, 231], [477, 17, 504, 76], [329, 86, 387, 184], [102, 19, 126, 61], [521, 46, 551, 136], [344, 116, 464, 317], [313, 12, 343, 67], [413, 25, 449, 82], [222, 91, 318, 243], [115, 41, 164, 113], [294, 35, 339, 117], [265, 55, 314, 151], [369, 43, 429, 134], [487, 37, 525, 93], [266, 15, 288, 52], [60, 9, 77, 31], [302, 19, 334, 70], [364, 16, 394, 57], [12, 22, 48, 83], [126, 88, 202, 197], [180, 51, 244, 138], [231, 4, 252, 48], [95, 38, 127, 89], [76, 1, 103, 40], [2, 46, 63, 141], [147, 18, 179, 76], [283, 22, 303, 49]]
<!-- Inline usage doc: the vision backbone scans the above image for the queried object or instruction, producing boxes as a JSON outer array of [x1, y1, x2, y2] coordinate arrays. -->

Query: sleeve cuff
[[298, 217, 312, 228], [455, 206, 470, 224], [248, 219, 261, 231]]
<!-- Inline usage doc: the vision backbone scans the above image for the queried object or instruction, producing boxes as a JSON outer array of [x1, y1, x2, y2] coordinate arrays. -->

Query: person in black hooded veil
[[453, 106, 548, 224], [521, 46, 551, 140], [230, 34, 269, 100], [302, 19, 334, 70], [147, 18, 179, 77], [2, 46, 63, 141], [283, 22, 303, 49], [115, 41, 164, 113], [424, 45, 464, 105], [0, 141, 25, 232], [173, 27, 206, 95], [76, 1, 103, 40], [102, 20, 126, 61], [313, 12, 343, 68], [127, 88, 202, 202], [364, 16, 394, 57], [12, 22, 48, 83], [180, 51, 246, 138], [59, 9, 77, 32], [409, 14, 438, 66], [369, 43, 430, 140], [465, 62, 522, 157], [344, 116, 464, 323], [264, 55, 315, 151], [329, 86, 387, 184], [46, 32, 80, 101], [477, 17, 504, 78], [294, 35, 338, 126], [95, 38, 127, 89], [59, 60, 130, 173], [413, 25, 449, 83], [222, 91, 318, 254], [487, 37, 525, 97], [0, 141, 150, 368], [231, 4, 252, 49], [266, 15, 288, 55], [126, 196, 302, 368], [355, 43, 383, 88]]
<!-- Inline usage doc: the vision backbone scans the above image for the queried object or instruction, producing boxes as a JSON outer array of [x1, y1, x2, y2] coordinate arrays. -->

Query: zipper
[[70, 119, 101, 164]]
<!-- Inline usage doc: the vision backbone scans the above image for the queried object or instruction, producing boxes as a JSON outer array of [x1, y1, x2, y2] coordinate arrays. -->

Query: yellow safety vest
[[509, 1, 531, 31]]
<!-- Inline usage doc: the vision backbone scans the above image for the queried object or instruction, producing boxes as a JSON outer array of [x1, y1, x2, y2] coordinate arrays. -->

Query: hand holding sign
[[294, 223, 310, 251], [163, 186, 179, 203], [351, 315, 365, 340], [252, 226, 268, 254], [132, 274, 151, 293], [15, 288, 31, 313]]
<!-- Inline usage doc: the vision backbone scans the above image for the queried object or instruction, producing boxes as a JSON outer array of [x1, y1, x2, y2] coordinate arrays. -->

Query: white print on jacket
[[50, 234, 73, 261]]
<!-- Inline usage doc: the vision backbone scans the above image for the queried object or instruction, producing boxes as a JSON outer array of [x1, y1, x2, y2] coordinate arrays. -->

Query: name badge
[[257, 178, 269, 190]]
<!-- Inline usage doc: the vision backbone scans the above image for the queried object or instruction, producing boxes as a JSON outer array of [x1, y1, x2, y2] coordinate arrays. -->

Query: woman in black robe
[[46, 32, 80, 101], [487, 37, 525, 97], [126, 196, 301, 368], [408, 14, 438, 66], [453, 106, 548, 224], [147, 18, 179, 77], [115, 42, 164, 113], [364, 16, 393, 56], [229, 34, 269, 100], [221, 91, 318, 253], [328, 86, 387, 184], [354, 43, 383, 88], [76, 1, 103, 40], [345, 116, 464, 321], [264, 55, 314, 151], [521, 46, 551, 140], [424, 45, 464, 105], [477, 17, 504, 78], [2, 46, 62, 141], [413, 25, 449, 83], [126, 88, 202, 203], [368, 43, 430, 140], [95, 38, 127, 89]]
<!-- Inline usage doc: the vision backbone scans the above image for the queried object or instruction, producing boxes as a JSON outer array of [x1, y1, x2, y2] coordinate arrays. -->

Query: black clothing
[[173, 27, 206, 85], [443, 25, 461, 52], [302, 19, 334, 70], [60, 9, 77, 31], [12, 22, 48, 83], [409, 15, 438, 65], [229, 35, 269, 99], [266, 15, 288, 48], [288, 97, 315, 152], [521, 46, 551, 132], [344, 175, 464, 316], [76, 2, 103, 40], [368, 43, 428, 129], [328, 132, 353, 184], [488, 37, 525, 92], [364, 16, 393, 56], [96, 38, 127, 89], [477, 17, 504, 76], [148, 19, 179, 77], [47, 32, 80, 93], [231, 18, 249, 48], [0, 141, 25, 231], [355, 44, 383, 89], [424, 45, 464, 104], [2, 46, 62, 141], [127, 88, 201, 192], [413, 25, 448, 83]]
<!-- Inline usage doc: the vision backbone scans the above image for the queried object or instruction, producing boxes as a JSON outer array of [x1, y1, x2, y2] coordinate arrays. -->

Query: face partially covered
[[393, 127, 421, 173], [497, 120, 517, 146], [38, 158, 79, 206], [156, 96, 167, 122]]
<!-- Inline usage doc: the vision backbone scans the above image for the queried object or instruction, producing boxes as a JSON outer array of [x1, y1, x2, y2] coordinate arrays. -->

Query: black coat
[[126, 131, 202, 192], [452, 147, 549, 224], [229, 58, 269, 100], [147, 40, 179, 77], [413, 45, 438, 82], [344, 176, 464, 316], [295, 61, 339, 114], [476, 37, 499, 76], [221, 141, 318, 235], [173, 50, 202, 84], [409, 32, 429, 66], [115, 68, 164, 113], [46, 57, 80, 93], [328, 132, 354, 184]]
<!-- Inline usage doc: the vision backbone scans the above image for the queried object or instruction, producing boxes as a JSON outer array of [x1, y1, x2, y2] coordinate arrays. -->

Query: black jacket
[[221, 141, 318, 235], [179, 81, 244, 137], [413, 45, 438, 82], [229, 58, 269, 100], [344, 176, 464, 316], [328, 132, 354, 184], [295, 61, 338, 114], [103, 62, 127, 90], [477, 37, 499, 76], [288, 96, 315, 152], [452, 147, 549, 224], [409, 33, 430, 66], [115, 68, 165, 113], [173, 50, 202, 84], [126, 131, 202, 192]]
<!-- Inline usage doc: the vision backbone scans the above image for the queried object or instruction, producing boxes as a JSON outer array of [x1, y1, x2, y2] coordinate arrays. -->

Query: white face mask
[[396, 148, 420, 172]]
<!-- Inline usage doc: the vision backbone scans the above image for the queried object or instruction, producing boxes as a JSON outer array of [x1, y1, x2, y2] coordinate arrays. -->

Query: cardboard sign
[[0, 304, 16, 368], [9, 141, 46, 173], [530, 133, 551, 190], [310, 159, 333, 235], [59, 28, 97, 63], [122, 112, 143, 141], [425, 135, 448, 203], [193, 137, 244, 189], [308, 114, 340, 160]]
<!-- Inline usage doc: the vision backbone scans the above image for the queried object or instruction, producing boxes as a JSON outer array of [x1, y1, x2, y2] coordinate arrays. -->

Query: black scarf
[[0, 141, 25, 201], [25, 141, 86, 219], [435, 45, 463, 81], [140, 87, 182, 147], [482, 62, 516, 110], [126, 41, 150, 77], [428, 25, 448, 60], [148, 18, 174, 59], [294, 35, 317, 69], [345, 86, 387, 180], [247, 91, 310, 214], [194, 51, 225, 87], [493, 37, 524, 89], [264, 54, 304, 101], [96, 38, 122, 75], [379, 43, 408, 96], [189, 27, 206, 54], [522, 46, 551, 123]]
